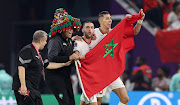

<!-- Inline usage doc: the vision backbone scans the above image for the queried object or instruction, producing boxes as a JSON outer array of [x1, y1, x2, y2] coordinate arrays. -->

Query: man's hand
[[80, 55, 85, 60], [92, 33, 97, 40], [139, 9, 145, 20], [69, 53, 80, 61], [64, 61, 72, 66], [72, 35, 82, 41], [20, 85, 27, 96]]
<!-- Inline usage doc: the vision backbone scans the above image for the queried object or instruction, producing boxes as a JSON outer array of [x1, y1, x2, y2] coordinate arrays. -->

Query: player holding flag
[[75, 9, 145, 105]]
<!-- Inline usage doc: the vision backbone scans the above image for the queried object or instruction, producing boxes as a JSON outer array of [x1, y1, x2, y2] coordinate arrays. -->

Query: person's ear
[[39, 40, 43, 44], [98, 18, 102, 24], [82, 28, 84, 33]]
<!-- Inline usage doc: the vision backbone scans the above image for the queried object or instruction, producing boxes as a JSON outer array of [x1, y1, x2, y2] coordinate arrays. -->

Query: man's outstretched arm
[[133, 9, 145, 35]]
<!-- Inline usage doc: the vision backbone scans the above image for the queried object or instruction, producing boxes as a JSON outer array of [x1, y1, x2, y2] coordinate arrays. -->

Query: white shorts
[[97, 77, 125, 97], [96, 87, 107, 97], [80, 93, 97, 104], [107, 77, 125, 91]]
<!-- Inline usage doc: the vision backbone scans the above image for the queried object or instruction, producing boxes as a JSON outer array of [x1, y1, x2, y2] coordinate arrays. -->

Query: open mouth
[[88, 32, 92, 35]]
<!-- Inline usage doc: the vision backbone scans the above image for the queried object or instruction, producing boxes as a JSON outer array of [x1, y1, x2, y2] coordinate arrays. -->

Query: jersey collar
[[82, 36, 91, 44], [99, 27, 109, 35]]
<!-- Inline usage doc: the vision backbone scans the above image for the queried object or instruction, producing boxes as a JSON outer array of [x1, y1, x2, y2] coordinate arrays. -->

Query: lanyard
[[32, 43, 44, 70]]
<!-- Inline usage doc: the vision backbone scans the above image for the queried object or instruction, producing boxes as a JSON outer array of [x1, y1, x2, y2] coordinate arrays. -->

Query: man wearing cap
[[45, 8, 81, 105]]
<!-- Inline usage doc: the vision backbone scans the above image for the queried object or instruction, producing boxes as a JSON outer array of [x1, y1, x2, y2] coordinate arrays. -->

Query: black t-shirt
[[12, 44, 49, 90]]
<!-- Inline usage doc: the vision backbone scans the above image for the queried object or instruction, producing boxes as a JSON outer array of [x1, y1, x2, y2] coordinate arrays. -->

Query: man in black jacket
[[45, 8, 81, 105]]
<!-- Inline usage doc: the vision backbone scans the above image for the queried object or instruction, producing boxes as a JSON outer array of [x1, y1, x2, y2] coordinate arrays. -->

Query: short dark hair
[[83, 21, 93, 27], [33, 30, 47, 43], [98, 11, 110, 19]]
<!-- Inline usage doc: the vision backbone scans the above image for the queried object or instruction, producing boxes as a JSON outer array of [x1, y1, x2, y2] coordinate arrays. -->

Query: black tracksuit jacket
[[45, 33, 75, 105]]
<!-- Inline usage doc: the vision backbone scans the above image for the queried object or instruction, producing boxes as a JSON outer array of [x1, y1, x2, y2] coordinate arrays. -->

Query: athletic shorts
[[80, 93, 97, 104], [97, 77, 125, 97]]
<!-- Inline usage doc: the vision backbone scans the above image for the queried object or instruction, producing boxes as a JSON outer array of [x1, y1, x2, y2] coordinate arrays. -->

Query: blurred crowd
[[129, 0, 180, 30], [121, 56, 180, 92]]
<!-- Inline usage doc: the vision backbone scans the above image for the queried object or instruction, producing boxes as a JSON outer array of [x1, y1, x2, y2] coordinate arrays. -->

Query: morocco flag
[[155, 29, 180, 63], [75, 13, 142, 99]]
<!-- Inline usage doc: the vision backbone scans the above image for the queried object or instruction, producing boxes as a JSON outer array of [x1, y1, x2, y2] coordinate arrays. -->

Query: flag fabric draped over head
[[75, 13, 142, 99], [155, 29, 180, 63]]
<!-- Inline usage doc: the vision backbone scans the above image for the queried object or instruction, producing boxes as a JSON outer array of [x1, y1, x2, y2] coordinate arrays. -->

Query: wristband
[[137, 19, 143, 24], [62, 63, 65, 67]]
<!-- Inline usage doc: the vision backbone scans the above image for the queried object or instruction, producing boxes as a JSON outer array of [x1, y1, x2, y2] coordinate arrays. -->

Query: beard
[[85, 33, 91, 39]]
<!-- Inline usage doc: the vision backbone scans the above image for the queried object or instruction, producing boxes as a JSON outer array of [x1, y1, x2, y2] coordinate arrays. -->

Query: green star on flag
[[176, 43, 180, 46], [103, 38, 118, 58]]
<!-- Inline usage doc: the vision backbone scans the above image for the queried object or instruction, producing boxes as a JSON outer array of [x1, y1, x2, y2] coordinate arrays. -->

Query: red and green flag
[[155, 29, 180, 63], [75, 13, 142, 99]]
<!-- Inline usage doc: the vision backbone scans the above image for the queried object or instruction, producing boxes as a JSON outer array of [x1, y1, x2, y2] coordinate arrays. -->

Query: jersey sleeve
[[73, 41, 81, 52], [18, 48, 32, 69]]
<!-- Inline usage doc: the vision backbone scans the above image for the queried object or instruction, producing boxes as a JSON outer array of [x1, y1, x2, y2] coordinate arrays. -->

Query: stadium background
[[0, 0, 180, 105]]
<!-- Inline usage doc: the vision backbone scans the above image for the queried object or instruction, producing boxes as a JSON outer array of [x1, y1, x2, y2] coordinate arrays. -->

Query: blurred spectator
[[0, 63, 14, 95], [142, 0, 171, 13], [169, 66, 180, 91], [164, 66, 171, 90], [167, 12, 180, 30], [146, 7, 163, 28], [167, 2, 180, 26], [143, 0, 159, 13], [121, 71, 135, 91], [152, 66, 170, 91], [130, 0, 143, 9], [130, 56, 152, 90], [145, 0, 175, 28], [18, 0, 47, 20]]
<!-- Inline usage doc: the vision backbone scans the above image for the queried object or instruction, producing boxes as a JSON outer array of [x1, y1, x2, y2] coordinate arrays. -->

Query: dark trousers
[[14, 90, 43, 105], [45, 74, 75, 105]]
